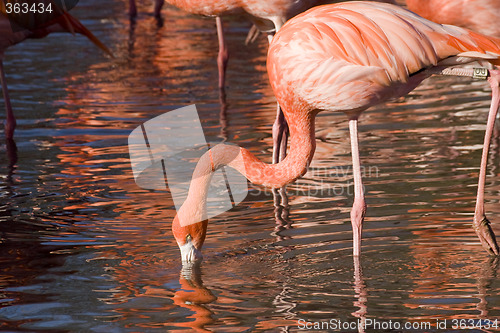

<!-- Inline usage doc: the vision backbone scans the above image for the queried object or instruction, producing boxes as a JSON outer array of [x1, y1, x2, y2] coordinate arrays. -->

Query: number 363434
[[451, 319, 498, 330], [4, 2, 53, 14]]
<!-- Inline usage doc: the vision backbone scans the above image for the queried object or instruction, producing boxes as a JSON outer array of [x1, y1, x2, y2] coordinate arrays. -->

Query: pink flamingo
[[406, 0, 500, 37], [0, 12, 113, 139], [171, 1, 500, 261]]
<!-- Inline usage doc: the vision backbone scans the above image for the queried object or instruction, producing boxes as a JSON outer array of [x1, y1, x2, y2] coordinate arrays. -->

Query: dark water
[[1, 1, 499, 332]]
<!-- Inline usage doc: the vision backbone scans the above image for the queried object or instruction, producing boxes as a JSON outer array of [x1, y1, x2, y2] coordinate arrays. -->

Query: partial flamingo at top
[[163, 0, 328, 93]]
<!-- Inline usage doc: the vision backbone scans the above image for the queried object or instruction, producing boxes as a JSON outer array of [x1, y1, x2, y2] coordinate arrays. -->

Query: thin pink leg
[[436, 66, 499, 254], [128, 0, 137, 17], [473, 70, 500, 255], [352, 255, 367, 332], [216, 16, 229, 92], [0, 60, 15, 140], [272, 104, 289, 164], [349, 118, 366, 257]]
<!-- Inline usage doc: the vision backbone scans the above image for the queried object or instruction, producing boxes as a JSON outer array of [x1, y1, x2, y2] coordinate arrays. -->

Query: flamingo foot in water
[[474, 215, 499, 255]]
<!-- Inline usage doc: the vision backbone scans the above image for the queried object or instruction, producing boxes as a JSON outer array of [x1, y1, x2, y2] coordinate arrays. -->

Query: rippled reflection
[[0, 0, 499, 331]]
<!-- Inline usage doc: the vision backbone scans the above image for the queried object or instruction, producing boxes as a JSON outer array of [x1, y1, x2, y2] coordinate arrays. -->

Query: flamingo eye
[[186, 234, 192, 242]]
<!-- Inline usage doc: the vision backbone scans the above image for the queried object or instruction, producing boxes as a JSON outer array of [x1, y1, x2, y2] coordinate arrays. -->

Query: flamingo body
[[406, 0, 500, 38], [268, 2, 500, 117]]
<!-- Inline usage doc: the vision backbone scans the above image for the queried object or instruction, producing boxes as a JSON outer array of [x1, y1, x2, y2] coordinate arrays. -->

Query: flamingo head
[[172, 216, 208, 263]]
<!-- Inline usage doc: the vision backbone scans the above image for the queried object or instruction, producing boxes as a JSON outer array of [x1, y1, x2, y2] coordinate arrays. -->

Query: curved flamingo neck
[[229, 111, 316, 187], [175, 110, 316, 228]]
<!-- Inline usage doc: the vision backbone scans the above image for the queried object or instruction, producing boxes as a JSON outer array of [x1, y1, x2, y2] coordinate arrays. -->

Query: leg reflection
[[218, 90, 228, 142], [475, 257, 498, 317], [272, 187, 292, 241], [352, 255, 367, 333], [173, 262, 217, 332], [6, 138, 17, 181]]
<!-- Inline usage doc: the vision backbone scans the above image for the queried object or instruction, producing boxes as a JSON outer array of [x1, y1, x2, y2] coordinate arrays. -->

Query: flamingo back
[[267, 1, 500, 116]]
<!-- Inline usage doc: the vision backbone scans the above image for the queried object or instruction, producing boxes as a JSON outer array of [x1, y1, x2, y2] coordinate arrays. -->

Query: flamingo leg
[[216, 16, 229, 93], [0, 60, 15, 140], [272, 103, 289, 163], [349, 118, 366, 257], [271, 108, 289, 237], [267, 31, 291, 233], [473, 70, 500, 255], [434, 66, 499, 254], [154, 0, 164, 19], [128, 0, 137, 18], [352, 255, 367, 332]]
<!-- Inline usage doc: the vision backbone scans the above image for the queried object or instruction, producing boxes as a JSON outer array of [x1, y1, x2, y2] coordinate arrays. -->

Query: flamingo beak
[[59, 12, 114, 58], [179, 235, 203, 263]]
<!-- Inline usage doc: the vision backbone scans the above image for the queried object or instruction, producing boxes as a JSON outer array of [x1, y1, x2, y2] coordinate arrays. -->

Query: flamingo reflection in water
[[172, 264, 217, 332], [406, 0, 500, 38], [170, 1, 500, 263], [0, 10, 113, 140]]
